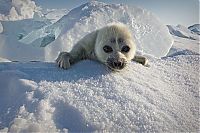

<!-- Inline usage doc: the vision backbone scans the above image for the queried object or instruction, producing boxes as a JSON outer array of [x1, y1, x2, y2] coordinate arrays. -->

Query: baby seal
[[56, 23, 147, 71]]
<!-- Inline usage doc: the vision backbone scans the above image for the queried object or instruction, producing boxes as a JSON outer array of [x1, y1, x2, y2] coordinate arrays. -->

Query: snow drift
[[0, 1, 173, 62]]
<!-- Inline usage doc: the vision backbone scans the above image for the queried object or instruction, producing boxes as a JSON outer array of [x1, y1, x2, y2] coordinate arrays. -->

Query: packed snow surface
[[0, 52, 199, 132], [0, 1, 173, 62]]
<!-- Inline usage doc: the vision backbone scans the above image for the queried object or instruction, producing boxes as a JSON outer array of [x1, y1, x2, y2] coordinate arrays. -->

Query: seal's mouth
[[106, 58, 127, 70]]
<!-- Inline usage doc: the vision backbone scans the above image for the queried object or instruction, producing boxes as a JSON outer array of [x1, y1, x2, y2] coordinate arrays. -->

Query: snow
[[0, 0, 38, 21], [10, 1, 172, 61], [0, 52, 199, 132], [0, 1, 199, 132]]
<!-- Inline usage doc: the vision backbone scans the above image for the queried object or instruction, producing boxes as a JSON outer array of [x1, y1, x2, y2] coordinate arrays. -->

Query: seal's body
[[56, 23, 147, 70]]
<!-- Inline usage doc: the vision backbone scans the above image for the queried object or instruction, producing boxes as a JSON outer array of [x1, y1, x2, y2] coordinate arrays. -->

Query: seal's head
[[95, 23, 136, 70]]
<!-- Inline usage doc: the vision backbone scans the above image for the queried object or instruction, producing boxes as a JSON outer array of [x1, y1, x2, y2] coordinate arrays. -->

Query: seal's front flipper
[[132, 55, 149, 67]]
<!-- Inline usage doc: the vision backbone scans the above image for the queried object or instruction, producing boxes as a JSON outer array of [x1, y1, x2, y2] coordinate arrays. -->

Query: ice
[[42, 9, 68, 23], [167, 24, 199, 40], [40, 34, 55, 47], [0, 19, 51, 61], [166, 24, 200, 56], [188, 24, 200, 35]]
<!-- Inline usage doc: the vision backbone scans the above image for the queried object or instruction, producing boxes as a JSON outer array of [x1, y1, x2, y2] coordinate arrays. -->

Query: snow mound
[[167, 24, 199, 40], [19, 1, 173, 61], [0, 54, 199, 132], [188, 24, 200, 35]]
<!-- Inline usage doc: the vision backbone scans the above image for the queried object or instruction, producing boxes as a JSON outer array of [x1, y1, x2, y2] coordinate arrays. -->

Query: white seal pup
[[56, 23, 147, 70]]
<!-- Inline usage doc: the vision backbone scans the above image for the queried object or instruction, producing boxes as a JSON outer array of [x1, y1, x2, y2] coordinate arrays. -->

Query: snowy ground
[[0, 47, 199, 132], [0, 1, 199, 132]]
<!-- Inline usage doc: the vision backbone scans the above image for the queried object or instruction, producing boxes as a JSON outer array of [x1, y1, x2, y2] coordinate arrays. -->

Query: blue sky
[[34, 0, 199, 26]]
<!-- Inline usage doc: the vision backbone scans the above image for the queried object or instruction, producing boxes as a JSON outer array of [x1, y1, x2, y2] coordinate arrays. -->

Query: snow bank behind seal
[[17, 1, 173, 61]]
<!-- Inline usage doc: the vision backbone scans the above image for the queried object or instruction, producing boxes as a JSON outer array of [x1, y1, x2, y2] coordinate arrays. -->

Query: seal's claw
[[56, 52, 71, 69]]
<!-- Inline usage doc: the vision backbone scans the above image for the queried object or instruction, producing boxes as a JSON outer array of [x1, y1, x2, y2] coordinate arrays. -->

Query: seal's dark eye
[[103, 45, 113, 53], [121, 45, 130, 53]]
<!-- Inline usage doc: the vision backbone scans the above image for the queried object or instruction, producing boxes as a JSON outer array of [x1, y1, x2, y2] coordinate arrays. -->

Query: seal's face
[[95, 24, 136, 71]]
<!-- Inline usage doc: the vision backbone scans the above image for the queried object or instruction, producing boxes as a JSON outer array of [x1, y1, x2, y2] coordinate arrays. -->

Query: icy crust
[[0, 54, 199, 132], [17, 1, 173, 61]]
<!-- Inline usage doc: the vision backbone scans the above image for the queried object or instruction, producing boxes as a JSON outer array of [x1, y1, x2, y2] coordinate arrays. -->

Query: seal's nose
[[113, 61, 122, 68], [107, 58, 126, 70], [113, 58, 125, 69]]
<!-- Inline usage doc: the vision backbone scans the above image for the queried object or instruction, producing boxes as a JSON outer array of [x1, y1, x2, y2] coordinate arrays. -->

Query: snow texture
[[0, 52, 199, 132]]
